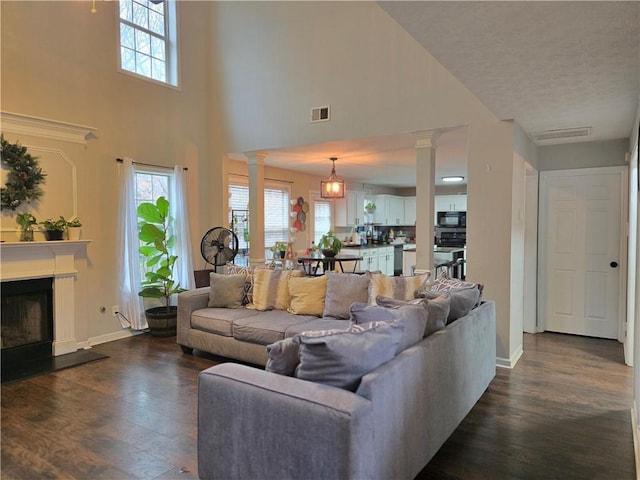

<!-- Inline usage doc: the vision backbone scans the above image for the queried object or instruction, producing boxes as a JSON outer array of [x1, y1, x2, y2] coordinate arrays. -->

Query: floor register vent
[[311, 105, 330, 123], [532, 126, 592, 142]]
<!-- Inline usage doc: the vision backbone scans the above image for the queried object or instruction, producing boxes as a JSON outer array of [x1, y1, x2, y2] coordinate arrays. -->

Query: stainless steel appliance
[[436, 211, 466, 228], [393, 244, 403, 276], [435, 227, 466, 247]]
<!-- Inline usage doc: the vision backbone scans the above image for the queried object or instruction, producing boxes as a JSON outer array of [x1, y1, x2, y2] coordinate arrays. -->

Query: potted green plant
[[137, 196, 186, 337], [276, 243, 287, 259], [16, 212, 37, 241], [40, 216, 67, 241], [66, 218, 82, 240], [365, 202, 376, 214], [318, 230, 343, 257]]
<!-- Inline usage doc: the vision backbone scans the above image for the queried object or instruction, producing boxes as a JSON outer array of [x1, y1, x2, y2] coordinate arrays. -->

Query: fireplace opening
[[1, 277, 54, 374]]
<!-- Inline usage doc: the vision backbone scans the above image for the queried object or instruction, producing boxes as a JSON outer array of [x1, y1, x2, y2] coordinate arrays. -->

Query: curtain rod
[[116, 158, 188, 171]]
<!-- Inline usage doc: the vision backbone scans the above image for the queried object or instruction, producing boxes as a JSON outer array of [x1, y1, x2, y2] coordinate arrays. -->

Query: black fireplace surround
[[1, 277, 54, 375]]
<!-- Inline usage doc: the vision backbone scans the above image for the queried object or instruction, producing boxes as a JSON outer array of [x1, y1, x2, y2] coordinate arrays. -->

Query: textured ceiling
[[262, 1, 639, 187], [380, 1, 639, 143]]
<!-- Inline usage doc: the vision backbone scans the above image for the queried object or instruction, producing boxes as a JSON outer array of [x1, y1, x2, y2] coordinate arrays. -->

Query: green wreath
[[0, 134, 47, 211]]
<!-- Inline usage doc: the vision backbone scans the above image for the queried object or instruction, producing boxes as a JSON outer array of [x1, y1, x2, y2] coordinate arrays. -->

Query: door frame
[[537, 166, 629, 340]]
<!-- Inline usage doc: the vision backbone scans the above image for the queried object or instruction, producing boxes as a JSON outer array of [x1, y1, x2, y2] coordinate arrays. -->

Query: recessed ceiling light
[[442, 176, 464, 183]]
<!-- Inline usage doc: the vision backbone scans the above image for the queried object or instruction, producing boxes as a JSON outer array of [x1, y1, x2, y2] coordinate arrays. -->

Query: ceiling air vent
[[532, 127, 592, 142], [311, 105, 330, 123]]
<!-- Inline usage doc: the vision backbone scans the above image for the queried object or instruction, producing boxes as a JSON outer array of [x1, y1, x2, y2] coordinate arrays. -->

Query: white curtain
[[171, 165, 194, 293], [116, 158, 146, 330]]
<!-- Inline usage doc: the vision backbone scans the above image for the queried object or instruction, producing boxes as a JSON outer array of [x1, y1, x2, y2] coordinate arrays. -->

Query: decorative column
[[414, 131, 438, 275], [247, 152, 266, 266]]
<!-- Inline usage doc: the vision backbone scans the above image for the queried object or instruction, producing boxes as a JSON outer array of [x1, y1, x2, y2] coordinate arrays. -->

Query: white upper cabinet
[[373, 195, 405, 225], [335, 190, 366, 227], [403, 197, 416, 225]]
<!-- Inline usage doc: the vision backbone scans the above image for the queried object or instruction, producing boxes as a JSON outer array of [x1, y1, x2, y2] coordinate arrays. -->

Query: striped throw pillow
[[248, 269, 304, 311]]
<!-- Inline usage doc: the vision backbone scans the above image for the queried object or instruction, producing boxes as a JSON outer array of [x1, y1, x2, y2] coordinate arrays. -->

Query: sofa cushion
[[375, 294, 449, 337], [248, 269, 304, 311], [293, 320, 403, 391], [233, 310, 317, 345], [225, 262, 275, 304], [191, 307, 261, 337], [207, 272, 247, 309], [284, 318, 351, 338], [265, 337, 300, 376], [367, 272, 430, 303], [430, 272, 484, 306], [322, 273, 370, 319], [416, 288, 478, 323], [287, 274, 328, 316], [349, 302, 426, 353]]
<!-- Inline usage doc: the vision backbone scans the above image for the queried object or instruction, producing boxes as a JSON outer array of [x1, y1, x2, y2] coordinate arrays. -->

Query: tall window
[[135, 169, 170, 209], [314, 198, 333, 245], [119, 0, 178, 86], [135, 169, 172, 284], [228, 178, 290, 259]]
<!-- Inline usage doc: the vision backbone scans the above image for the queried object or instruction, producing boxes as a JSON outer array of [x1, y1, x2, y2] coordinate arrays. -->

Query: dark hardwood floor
[[1, 332, 634, 480]]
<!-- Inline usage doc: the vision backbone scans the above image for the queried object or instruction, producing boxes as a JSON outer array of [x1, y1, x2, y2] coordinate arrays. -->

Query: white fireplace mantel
[[1, 240, 90, 356]]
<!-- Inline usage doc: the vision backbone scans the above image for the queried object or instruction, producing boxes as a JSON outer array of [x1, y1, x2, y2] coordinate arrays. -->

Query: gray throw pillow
[[293, 321, 403, 391], [322, 273, 370, 319], [416, 287, 478, 323], [375, 294, 448, 337], [350, 302, 427, 352], [265, 337, 300, 376], [208, 272, 247, 308]]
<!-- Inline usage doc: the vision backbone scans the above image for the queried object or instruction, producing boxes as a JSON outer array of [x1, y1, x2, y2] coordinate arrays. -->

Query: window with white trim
[[119, 0, 178, 86], [313, 198, 333, 245], [228, 178, 290, 260], [134, 168, 172, 278]]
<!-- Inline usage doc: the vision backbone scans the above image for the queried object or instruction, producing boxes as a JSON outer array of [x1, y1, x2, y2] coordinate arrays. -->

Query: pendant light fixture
[[320, 157, 345, 199]]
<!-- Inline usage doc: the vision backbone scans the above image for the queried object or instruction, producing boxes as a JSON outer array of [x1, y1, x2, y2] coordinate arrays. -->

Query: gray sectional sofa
[[197, 300, 496, 480], [178, 269, 496, 479]]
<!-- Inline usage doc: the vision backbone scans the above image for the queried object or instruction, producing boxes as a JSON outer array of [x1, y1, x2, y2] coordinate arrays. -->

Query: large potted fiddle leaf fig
[[137, 196, 186, 337]]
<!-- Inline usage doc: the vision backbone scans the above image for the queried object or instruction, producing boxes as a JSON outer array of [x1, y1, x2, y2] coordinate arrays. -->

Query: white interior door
[[539, 167, 626, 339]]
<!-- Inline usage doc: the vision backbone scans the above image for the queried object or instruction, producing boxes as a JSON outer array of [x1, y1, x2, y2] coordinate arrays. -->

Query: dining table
[[297, 253, 364, 276]]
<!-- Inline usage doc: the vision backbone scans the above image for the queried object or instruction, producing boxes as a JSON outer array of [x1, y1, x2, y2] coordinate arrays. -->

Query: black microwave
[[437, 211, 466, 228]]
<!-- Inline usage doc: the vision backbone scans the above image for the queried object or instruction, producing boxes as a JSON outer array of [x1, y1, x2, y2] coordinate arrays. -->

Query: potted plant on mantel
[[137, 196, 186, 337], [317, 230, 343, 258], [40, 216, 67, 241], [16, 212, 37, 241], [66, 218, 82, 240]]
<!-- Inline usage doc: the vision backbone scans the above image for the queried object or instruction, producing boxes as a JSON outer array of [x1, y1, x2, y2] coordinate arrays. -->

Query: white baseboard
[[88, 329, 143, 347], [496, 344, 524, 369], [631, 404, 640, 480]]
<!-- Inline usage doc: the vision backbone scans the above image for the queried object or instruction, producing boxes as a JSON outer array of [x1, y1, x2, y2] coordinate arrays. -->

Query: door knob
[[610, 261, 618, 268]]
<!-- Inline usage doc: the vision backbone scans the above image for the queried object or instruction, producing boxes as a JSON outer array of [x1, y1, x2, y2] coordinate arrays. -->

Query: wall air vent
[[311, 105, 330, 123], [532, 127, 592, 142]]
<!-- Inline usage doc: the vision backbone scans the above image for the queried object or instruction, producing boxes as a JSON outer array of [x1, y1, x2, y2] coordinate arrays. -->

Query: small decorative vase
[[67, 227, 81, 241], [19, 228, 34, 242]]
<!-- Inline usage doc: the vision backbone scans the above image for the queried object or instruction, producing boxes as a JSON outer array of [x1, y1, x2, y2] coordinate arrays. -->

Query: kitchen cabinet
[[374, 195, 405, 225], [378, 246, 394, 276], [403, 197, 416, 225], [335, 190, 366, 226], [435, 194, 467, 213]]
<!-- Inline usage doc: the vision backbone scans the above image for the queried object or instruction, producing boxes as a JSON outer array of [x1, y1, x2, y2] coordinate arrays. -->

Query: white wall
[[1, 1, 217, 343]]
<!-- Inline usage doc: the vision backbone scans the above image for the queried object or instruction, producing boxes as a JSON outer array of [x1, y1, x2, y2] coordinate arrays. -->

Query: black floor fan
[[200, 227, 240, 272]]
